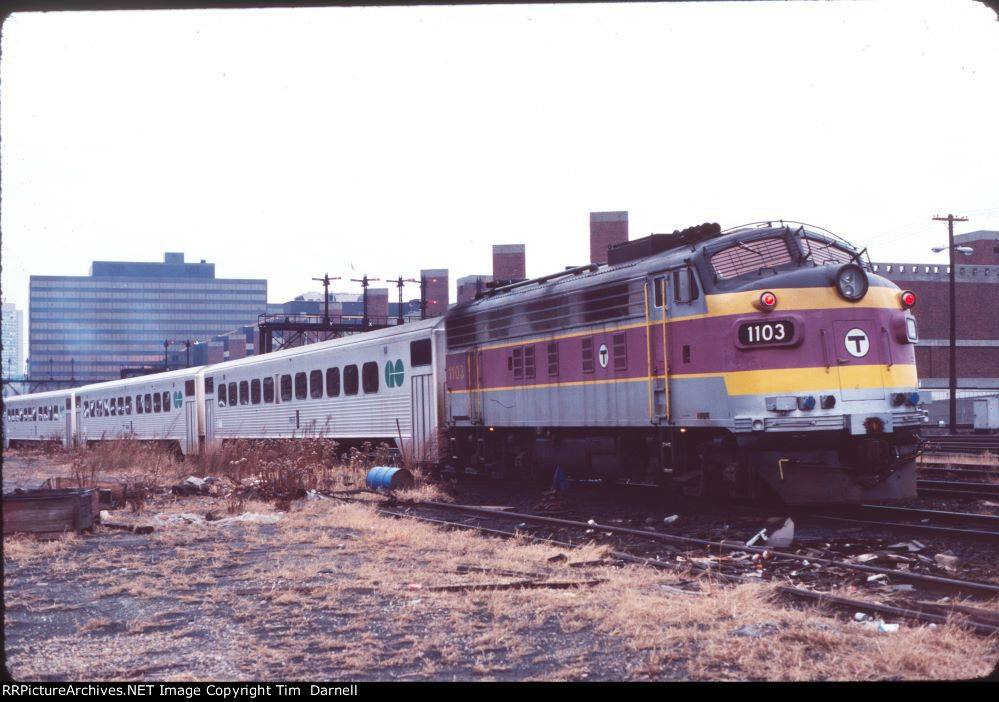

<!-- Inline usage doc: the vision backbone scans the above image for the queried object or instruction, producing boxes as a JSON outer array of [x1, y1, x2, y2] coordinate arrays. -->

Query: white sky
[[2, 1, 998, 363]]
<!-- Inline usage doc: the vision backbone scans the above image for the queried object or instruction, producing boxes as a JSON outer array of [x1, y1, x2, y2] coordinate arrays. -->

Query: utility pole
[[350, 276, 380, 328], [311, 274, 341, 325], [389, 276, 417, 325], [933, 213, 969, 433]]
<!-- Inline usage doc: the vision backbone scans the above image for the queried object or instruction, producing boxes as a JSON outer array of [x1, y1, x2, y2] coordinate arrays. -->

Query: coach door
[[64, 397, 74, 449], [204, 376, 218, 450], [410, 373, 434, 464]]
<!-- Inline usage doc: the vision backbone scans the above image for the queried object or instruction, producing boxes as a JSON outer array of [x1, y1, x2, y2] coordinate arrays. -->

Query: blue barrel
[[366, 466, 414, 491]]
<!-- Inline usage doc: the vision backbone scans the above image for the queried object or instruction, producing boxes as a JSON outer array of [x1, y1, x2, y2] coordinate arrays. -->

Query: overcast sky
[[2, 1, 997, 357]]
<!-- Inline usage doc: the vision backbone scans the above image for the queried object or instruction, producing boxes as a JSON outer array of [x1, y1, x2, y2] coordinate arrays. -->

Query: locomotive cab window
[[653, 276, 667, 307], [711, 237, 793, 280], [673, 268, 699, 303]]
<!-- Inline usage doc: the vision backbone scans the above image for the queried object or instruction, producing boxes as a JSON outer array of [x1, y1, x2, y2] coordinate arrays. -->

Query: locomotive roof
[[454, 221, 865, 315]]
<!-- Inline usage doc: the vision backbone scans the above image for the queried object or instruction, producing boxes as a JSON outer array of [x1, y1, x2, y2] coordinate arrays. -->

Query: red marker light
[[759, 291, 777, 311], [900, 290, 916, 309]]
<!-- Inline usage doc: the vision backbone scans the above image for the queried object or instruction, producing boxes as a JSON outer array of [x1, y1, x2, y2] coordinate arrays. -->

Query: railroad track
[[359, 496, 999, 636], [917, 479, 999, 500], [921, 434, 999, 456]]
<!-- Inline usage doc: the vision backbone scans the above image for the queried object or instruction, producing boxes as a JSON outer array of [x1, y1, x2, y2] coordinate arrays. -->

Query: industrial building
[[29, 252, 267, 385]]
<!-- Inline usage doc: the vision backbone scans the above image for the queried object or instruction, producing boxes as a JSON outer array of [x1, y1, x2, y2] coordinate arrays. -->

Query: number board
[[737, 320, 795, 347]]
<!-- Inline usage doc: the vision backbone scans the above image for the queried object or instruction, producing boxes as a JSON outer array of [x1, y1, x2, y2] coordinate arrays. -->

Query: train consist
[[4, 221, 926, 504]]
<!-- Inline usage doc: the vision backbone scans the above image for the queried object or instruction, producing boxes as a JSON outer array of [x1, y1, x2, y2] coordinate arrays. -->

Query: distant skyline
[[2, 2, 998, 365]]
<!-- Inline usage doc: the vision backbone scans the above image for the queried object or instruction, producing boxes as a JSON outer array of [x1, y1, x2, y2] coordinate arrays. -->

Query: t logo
[[598, 344, 609, 368], [844, 328, 870, 358]]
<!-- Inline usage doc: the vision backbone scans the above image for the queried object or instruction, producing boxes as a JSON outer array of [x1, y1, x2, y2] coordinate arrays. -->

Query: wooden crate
[[3, 489, 98, 537]]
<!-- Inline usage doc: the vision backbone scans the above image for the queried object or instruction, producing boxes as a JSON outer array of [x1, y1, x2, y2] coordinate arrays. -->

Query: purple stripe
[[445, 307, 916, 391]]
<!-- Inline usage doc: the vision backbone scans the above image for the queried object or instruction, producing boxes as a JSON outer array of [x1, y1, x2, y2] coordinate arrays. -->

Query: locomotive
[[4, 221, 925, 504]]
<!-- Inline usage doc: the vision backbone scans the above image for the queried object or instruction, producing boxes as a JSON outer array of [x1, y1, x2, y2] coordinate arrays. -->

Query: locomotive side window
[[582, 338, 595, 374], [326, 368, 340, 397], [263, 377, 275, 403], [547, 342, 559, 377], [362, 362, 379, 394], [239, 382, 249, 406], [344, 365, 359, 396], [251, 379, 261, 405], [310, 370, 323, 399], [218, 385, 228, 406], [410, 339, 432, 367], [711, 237, 793, 279], [654, 277, 666, 307], [295, 373, 308, 400], [280, 375, 292, 402]]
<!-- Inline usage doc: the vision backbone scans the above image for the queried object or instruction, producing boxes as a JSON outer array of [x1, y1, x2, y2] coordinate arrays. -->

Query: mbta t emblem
[[844, 328, 870, 358]]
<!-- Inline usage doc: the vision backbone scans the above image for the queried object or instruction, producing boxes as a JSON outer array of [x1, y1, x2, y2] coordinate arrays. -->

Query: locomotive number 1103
[[738, 320, 795, 347]]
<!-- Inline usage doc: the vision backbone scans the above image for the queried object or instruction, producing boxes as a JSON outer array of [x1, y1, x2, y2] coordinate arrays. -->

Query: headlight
[[835, 263, 869, 301]]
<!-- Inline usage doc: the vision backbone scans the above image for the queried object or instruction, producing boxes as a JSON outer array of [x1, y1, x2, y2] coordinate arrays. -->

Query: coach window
[[163, 392, 171, 412], [263, 377, 275, 403], [410, 339, 432, 367], [218, 384, 228, 407], [185, 380, 196, 397], [205, 377, 215, 395], [362, 361, 379, 394], [228, 383, 238, 408], [295, 372, 308, 400], [310, 370, 323, 399], [251, 379, 261, 405], [326, 368, 340, 397], [118, 397, 126, 414], [280, 374, 293, 402], [344, 364, 359, 396], [143, 394, 152, 414], [110, 400, 117, 417], [125, 397, 132, 415], [153, 393, 162, 413], [239, 381, 249, 405], [135, 397, 142, 415]]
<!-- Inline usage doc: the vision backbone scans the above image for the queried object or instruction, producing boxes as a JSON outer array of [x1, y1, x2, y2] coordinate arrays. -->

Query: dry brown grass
[[5, 449, 998, 681]]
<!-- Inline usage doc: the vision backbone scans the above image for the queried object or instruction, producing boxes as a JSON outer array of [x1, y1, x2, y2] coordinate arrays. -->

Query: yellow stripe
[[673, 364, 918, 395], [468, 286, 902, 351], [450, 364, 918, 396]]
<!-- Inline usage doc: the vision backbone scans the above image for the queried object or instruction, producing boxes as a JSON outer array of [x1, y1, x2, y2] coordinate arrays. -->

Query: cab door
[[646, 274, 671, 423]]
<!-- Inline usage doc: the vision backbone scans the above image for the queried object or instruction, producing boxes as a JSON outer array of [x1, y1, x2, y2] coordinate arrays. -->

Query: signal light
[[758, 291, 777, 311], [900, 290, 916, 309]]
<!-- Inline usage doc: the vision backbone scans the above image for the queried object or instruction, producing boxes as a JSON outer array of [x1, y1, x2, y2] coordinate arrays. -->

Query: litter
[[768, 518, 795, 548], [853, 553, 879, 563], [746, 529, 768, 547], [862, 620, 899, 633], [663, 514, 679, 525], [934, 553, 959, 573], [887, 541, 924, 553], [866, 574, 887, 583], [854, 612, 869, 622]]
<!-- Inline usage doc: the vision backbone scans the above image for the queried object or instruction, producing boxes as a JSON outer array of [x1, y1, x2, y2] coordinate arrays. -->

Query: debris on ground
[[934, 552, 959, 573], [768, 518, 795, 548], [151, 511, 281, 527], [171, 476, 217, 497], [746, 528, 768, 547]]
